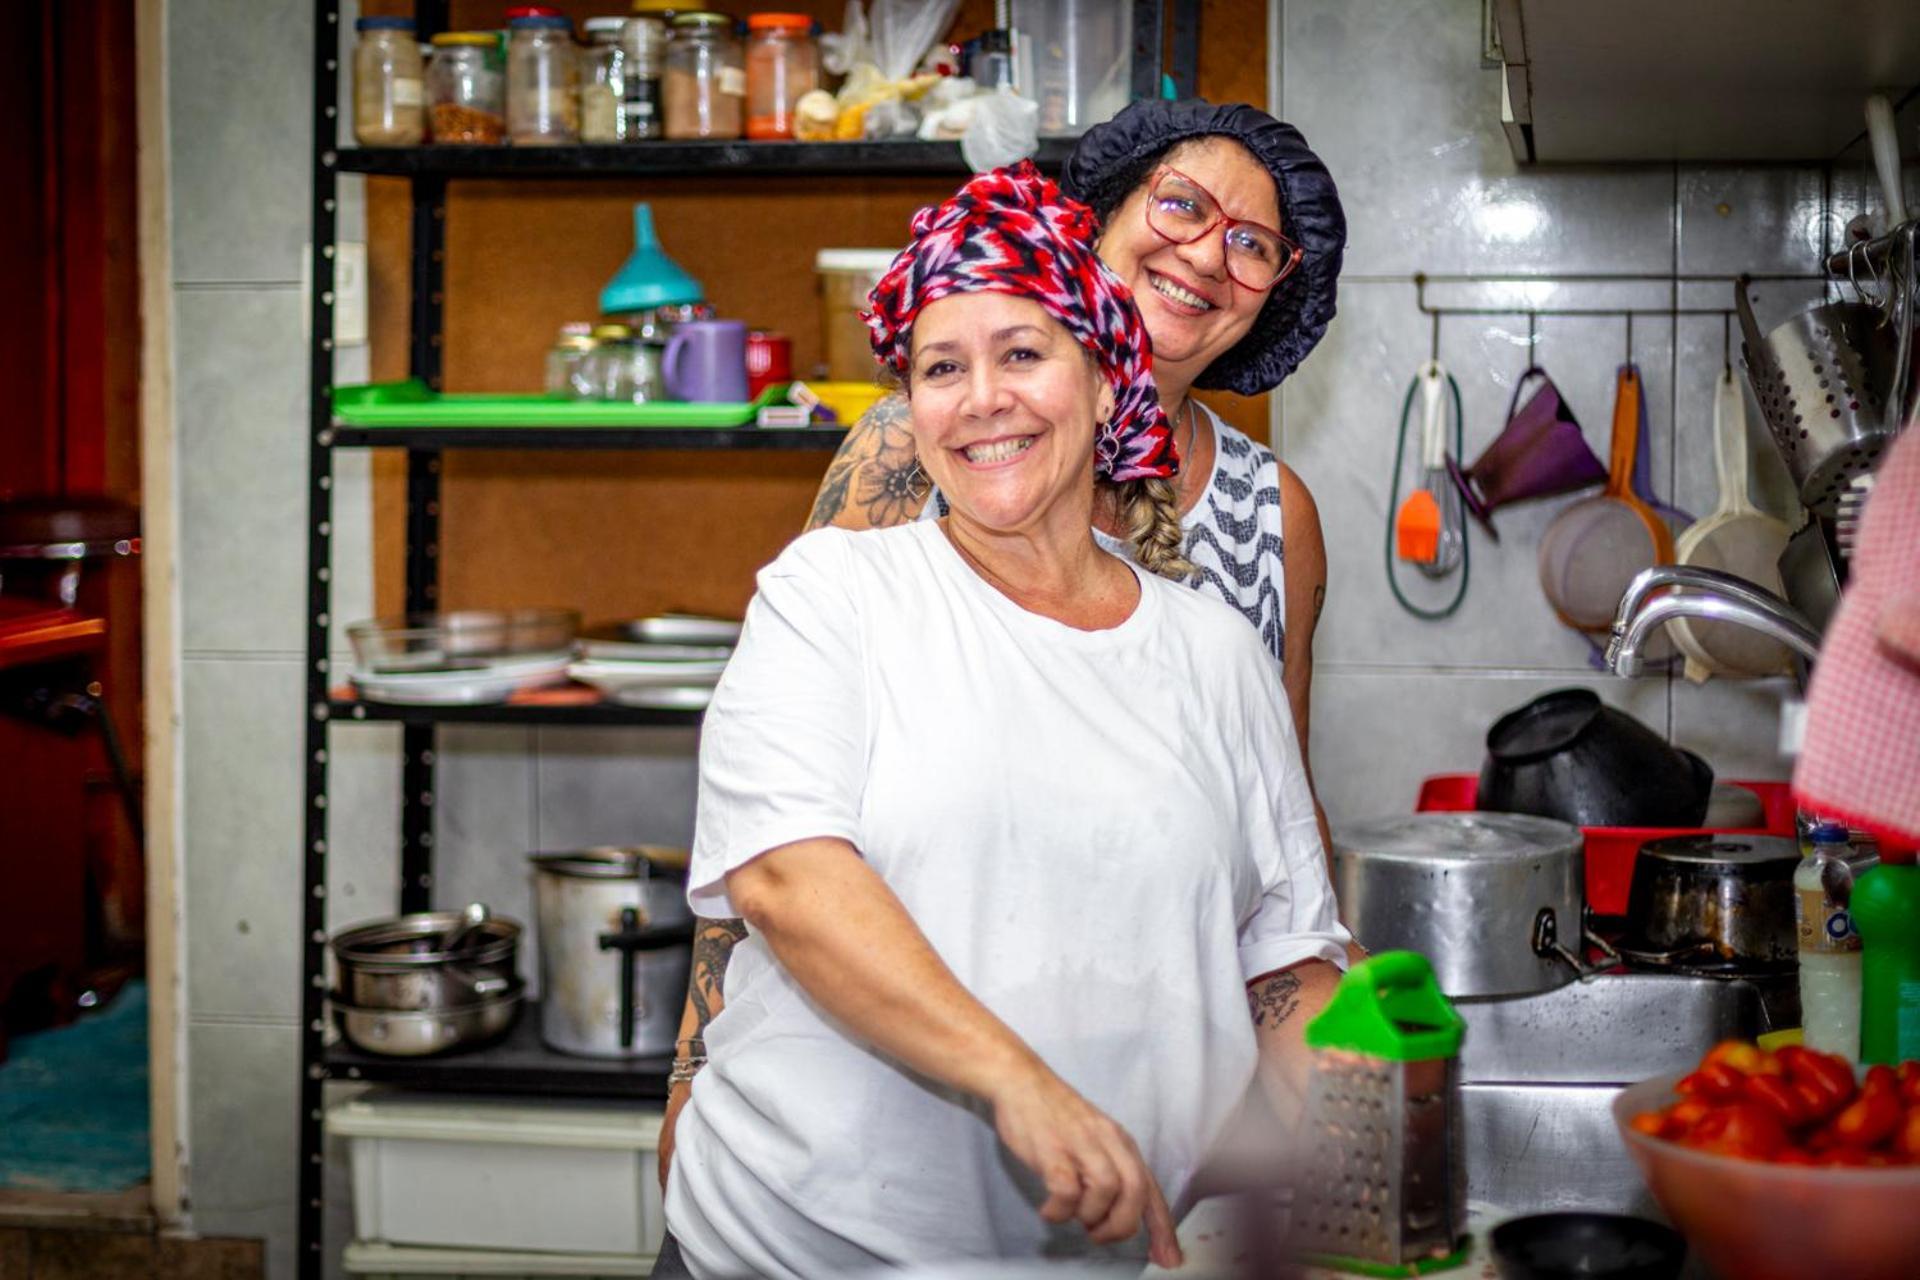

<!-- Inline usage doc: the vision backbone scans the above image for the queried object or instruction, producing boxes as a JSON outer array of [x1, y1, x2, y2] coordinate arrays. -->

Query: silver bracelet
[[668, 1057, 707, 1087]]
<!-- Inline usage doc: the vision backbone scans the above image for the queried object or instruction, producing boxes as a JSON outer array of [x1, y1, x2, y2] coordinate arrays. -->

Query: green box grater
[[1289, 951, 1469, 1276]]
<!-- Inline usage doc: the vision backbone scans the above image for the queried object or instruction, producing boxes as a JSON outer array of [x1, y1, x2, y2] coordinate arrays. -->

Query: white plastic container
[[1796, 823, 1864, 1061], [328, 1092, 665, 1258], [815, 249, 899, 382]]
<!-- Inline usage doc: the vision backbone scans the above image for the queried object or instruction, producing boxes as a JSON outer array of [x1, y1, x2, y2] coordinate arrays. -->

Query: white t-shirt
[[668, 521, 1348, 1279]]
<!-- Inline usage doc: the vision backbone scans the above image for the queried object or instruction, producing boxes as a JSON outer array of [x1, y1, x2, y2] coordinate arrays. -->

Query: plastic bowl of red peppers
[[1610, 1041, 1920, 1280]]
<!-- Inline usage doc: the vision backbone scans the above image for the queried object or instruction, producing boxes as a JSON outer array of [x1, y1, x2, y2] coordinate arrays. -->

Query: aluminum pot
[[1334, 813, 1585, 998], [333, 983, 525, 1057], [329, 908, 522, 1011], [1620, 835, 1799, 975], [530, 846, 694, 1059]]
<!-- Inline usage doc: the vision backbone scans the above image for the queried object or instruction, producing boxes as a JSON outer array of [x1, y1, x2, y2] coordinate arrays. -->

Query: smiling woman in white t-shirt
[[655, 165, 1350, 1280]]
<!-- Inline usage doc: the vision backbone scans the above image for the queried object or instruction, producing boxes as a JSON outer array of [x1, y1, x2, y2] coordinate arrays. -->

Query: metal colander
[[1736, 281, 1905, 516]]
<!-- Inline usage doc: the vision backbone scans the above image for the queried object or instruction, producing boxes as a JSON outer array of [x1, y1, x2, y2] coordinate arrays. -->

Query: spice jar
[[621, 14, 668, 140], [580, 18, 628, 142], [664, 13, 745, 140], [427, 33, 507, 144], [744, 14, 817, 140], [507, 12, 580, 145], [353, 17, 425, 146], [546, 322, 597, 396]]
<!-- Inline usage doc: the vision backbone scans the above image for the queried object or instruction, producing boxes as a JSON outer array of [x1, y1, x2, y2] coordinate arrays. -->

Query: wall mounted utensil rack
[[298, 2, 1192, 1275]]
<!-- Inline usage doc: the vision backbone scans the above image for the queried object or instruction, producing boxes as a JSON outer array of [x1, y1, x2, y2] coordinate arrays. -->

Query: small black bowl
[[1490, 1212, 1686, 1280]]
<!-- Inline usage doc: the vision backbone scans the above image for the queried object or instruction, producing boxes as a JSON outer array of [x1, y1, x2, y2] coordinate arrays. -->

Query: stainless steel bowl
[[331, 984, 524, 1057], [346, 609, 580, 675], [329, 909, 522, 1011]]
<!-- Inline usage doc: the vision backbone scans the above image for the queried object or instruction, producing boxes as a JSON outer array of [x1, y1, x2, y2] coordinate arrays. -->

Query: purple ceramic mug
[[663, 320, 750, 403]]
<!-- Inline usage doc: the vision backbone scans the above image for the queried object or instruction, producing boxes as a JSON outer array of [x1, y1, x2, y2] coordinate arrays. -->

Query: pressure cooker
[[529, 846, 695, 1058]]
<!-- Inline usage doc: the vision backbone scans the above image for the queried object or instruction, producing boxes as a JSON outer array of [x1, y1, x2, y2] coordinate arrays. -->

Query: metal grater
[[1288, 952, 1468, 1276]]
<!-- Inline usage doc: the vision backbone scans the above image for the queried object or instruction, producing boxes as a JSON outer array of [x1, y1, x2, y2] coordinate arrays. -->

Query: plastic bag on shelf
[[961, 88, 1039, 173], [867, 0, 961, 81]]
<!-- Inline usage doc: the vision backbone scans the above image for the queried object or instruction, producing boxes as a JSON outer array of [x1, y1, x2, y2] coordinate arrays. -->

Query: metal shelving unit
[[299, 2, 1182, 1274]]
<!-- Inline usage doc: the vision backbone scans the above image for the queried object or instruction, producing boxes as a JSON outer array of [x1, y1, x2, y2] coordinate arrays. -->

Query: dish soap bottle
[[1854, 845, 1920, 1065], [1796, 821, 1864, 1059]]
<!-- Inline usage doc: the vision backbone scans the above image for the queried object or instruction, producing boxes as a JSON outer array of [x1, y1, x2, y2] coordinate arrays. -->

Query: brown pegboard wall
[[367, 0, 1273, 621]]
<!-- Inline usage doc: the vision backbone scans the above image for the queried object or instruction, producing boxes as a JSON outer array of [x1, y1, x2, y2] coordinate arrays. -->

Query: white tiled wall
[[1276, 0, 1857, 829], [166, 1, 1888, 1274]]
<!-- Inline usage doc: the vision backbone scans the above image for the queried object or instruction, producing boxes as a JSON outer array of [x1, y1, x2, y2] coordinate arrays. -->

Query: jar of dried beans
[[744, 14, 817, 140], [663, 13, 745, 140], [507, 11, 580, 145], [427, 32, 506, 144], [352, 17, 425, 146]]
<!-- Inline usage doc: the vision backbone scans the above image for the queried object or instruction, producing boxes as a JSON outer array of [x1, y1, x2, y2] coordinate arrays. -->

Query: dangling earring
[[906, 459, 929, 499]]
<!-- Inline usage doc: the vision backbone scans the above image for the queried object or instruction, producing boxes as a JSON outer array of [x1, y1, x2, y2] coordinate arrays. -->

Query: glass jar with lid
[[426, 32, 506, 144], [507, 11, 580, 145], [744, 13, 818, 140], [353, 17, 425, 146], [546, 322, 598, 396], [621, 13, 668, 140], [663, 13, 745, 140], [580, 17, 629, 142]]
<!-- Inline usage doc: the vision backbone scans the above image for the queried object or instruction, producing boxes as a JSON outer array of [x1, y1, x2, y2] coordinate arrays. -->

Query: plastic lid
[[591, 323, 634, 339], [815, 248, 902, 273], [672, 12, 735, 28], [1809, 821, 1850, 843], [509, 14, 574, 29], [558, 321, 594, 337], [748, 12, 812, 30], [584, 16, 627, 35], [632, 0, 680, 10], [431, 31, 498, 46], [355, 16, 415, 30], [504, 4, 564, 17]]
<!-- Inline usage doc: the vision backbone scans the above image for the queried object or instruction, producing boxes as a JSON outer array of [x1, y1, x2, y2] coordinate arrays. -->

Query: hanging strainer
[[1735, 271, 1906, 516]]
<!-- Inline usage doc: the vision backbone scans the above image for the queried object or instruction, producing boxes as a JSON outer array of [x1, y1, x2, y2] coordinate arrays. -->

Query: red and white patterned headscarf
[[863, 161, 1176, 484]]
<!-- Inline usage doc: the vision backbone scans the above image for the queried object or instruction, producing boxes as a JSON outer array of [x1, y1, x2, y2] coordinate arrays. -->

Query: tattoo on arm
[[1246, 970, 1304, 1029], [689, 917, 750, 1034], [804, 394, 925, 531]]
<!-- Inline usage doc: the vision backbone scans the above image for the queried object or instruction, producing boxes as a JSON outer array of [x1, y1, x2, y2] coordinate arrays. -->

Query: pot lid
[[1334, 812, 1583, 864], [1637, 834, 1799, 872], [528, 845, 690, 880]]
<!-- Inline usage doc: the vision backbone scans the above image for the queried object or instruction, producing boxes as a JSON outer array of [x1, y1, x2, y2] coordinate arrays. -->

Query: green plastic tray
[[332, 379, 793, 429]]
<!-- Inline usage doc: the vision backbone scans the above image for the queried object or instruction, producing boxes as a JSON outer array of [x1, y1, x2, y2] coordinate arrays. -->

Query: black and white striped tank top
[[924, 404, 1289, 666]]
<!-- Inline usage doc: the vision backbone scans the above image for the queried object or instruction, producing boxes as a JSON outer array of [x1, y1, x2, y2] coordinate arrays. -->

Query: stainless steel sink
[[1456, 972, 1781, 1085], [1452, 972, 1786, 1216]]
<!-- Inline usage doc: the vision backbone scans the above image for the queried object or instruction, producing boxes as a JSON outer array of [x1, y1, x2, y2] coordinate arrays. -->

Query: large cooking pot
[[1619, 835, 1799, 975], [1334, 813, 1586, 998], [329, 908, 522, 1012], [530, 846, 695, 1058], [1479, 689, 1714, 829]]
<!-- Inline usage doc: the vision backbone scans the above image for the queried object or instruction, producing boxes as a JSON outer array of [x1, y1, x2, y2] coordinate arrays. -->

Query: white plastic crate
[[341, 1241, 655, 1279], [327, 1092, 666, 1259]]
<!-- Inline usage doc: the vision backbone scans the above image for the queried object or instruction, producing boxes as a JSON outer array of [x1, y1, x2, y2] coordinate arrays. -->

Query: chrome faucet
[[1606, 566, 1823, 676]]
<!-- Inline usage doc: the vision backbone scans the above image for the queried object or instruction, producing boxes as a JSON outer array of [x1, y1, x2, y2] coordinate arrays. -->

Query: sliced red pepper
[[1830, 1076, 1903, 1150], [1743, 1073, 1811, 1127], [1897, 1061, 1920, 1107], [1781, 1045, 1857, 1112], [1663, 1099, 1712, 1140], [1686, 1103, 1788, 1160], [1790, 1078, 1843, 1123], [1895, 1106, 1920, 1163], [1629, 1111, 1666, 1138]]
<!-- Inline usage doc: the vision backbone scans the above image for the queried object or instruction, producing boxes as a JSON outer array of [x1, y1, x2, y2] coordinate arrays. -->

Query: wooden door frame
[[134, 0, 184, 1227]]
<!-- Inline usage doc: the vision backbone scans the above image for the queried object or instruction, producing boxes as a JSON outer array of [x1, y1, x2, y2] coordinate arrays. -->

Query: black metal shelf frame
[[298, 2, 1182, 1275]]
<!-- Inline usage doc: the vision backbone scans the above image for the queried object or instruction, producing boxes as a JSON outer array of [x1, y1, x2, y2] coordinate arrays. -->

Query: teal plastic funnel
[[599, 203, 704, 316]]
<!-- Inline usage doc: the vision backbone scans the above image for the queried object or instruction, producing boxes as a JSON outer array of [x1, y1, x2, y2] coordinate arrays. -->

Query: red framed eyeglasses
[[1143, 167, 1303, 293]]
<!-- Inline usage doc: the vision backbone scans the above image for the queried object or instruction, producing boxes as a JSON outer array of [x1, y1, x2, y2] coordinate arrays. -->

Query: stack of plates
[[348, 609, 580, 706], [568, 616, 741, 709]]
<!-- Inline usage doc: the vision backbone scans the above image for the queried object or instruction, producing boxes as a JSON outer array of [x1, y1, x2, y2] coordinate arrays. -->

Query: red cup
[[746, 331, 792, 399]]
